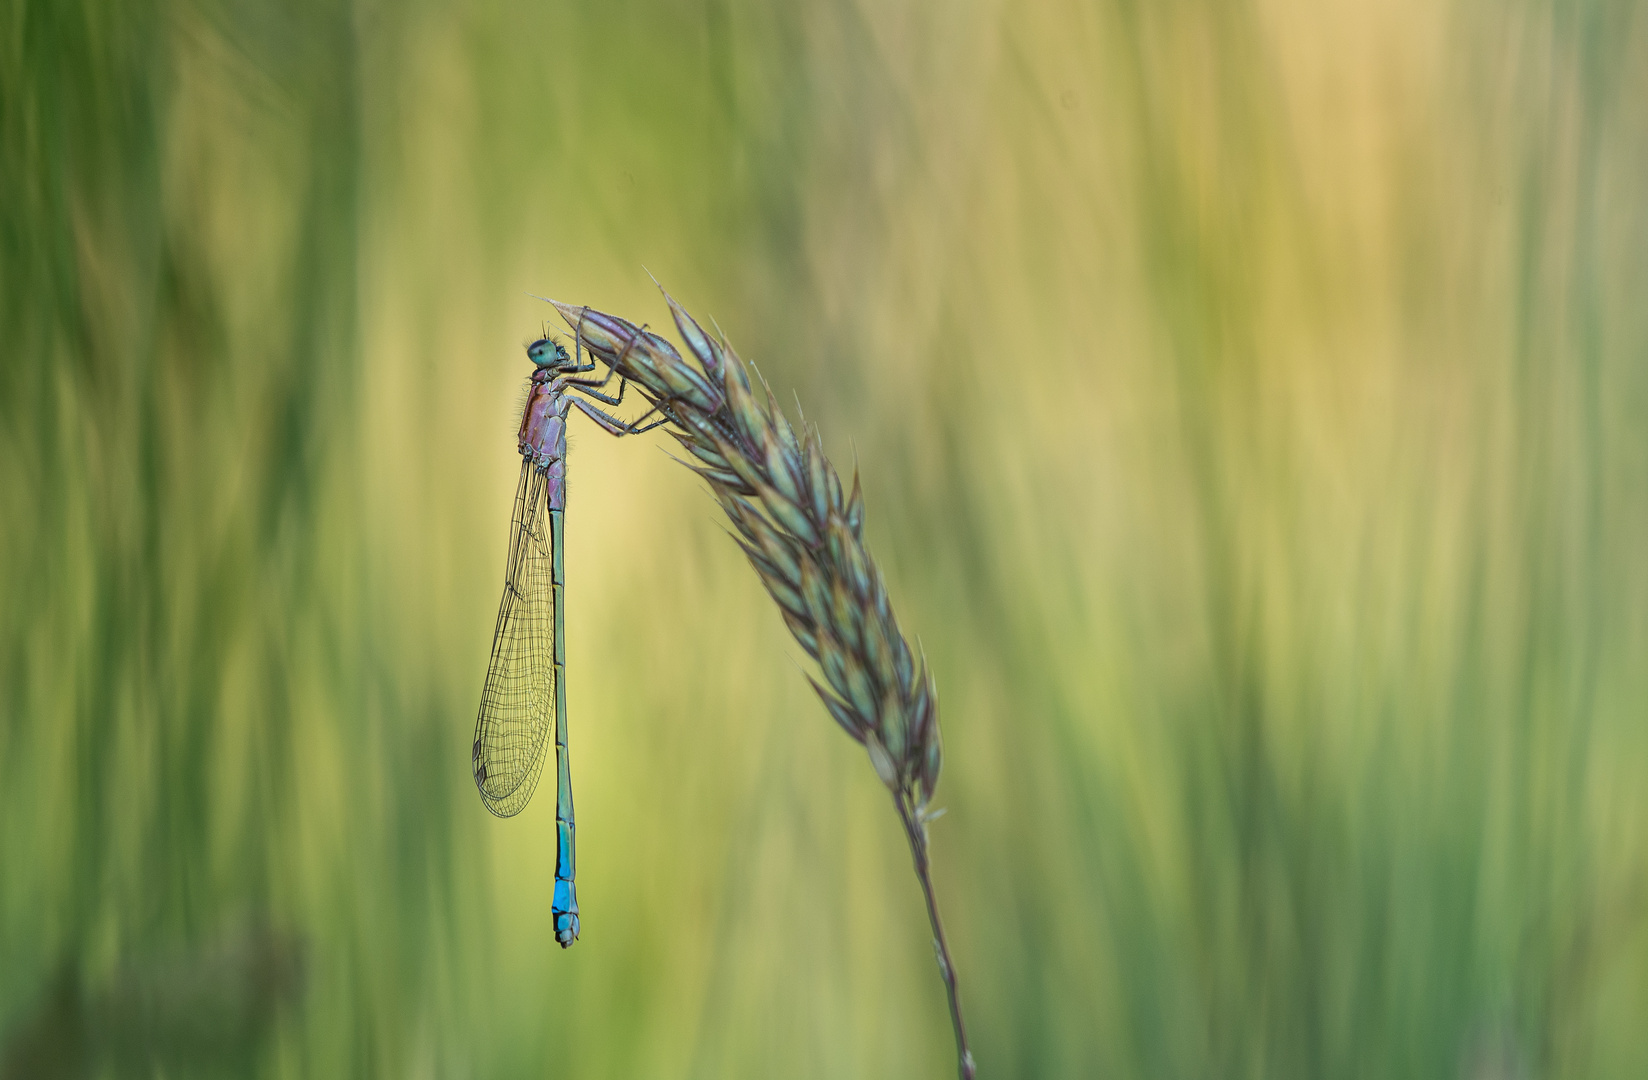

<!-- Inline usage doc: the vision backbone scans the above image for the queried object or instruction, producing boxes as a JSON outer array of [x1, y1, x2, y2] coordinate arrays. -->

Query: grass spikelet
[[548, 290, 976, 1080]]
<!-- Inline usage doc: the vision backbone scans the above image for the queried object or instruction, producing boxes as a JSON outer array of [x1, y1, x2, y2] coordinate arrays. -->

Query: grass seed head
[[549, 293, 947, 811]]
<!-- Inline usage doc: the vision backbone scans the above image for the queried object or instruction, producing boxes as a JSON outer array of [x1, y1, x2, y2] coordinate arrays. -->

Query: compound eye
[[527, 339, 554, 367]]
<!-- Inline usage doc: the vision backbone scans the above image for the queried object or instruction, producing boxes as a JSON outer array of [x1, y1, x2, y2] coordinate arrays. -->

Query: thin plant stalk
[[544, 290, 975, 1079], [895, 790, 976, 1080]]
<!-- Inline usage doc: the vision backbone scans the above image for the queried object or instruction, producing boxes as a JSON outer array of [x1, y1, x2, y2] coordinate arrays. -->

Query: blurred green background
[[5, 0, 1648, 1076]]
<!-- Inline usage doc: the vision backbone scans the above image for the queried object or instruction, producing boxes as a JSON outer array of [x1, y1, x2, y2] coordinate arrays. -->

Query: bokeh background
[[5, 0, 1648, 1077]]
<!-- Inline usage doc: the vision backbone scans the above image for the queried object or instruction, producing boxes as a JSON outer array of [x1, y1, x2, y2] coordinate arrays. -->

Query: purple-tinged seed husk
[[816, 629, 853, 704], [824, 517, 848, 570], [784, 610, 821, 659], [864, 731, 899, 788], [879, 689, 907, 761], [692, 465, 747, 490], [842, 658, 877, 729], [828, 576, 861, 654], [845, 471, 865, 538], [756, 482, 821, 548], [644, 334, 721, 412], [719, 339, 754, 395], [661, 288, 725, 382], [762, 430, 804, 507], [706, 424, 765, 492], [673, 430, 732, 470], [755, 523, 803, 585], [807, 675, 864, 743], [547, 301, 629, 358], [768, 386, 799, 456], [895, 638, 916, 699], [798, 557, 832, 633], [804, 434, 830, 525], [755, 565, 809, 622], [863, 611, 900, 692], [723, 362, 768, 450]]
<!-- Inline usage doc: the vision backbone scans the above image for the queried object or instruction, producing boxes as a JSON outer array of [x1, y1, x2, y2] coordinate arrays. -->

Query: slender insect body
[[474, 328, 664, 950]]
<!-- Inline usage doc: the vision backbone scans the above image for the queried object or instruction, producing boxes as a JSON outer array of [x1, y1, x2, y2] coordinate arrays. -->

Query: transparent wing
[[472, 460, 557, 817]]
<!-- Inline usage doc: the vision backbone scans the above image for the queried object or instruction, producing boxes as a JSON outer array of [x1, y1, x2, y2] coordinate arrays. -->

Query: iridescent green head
[[526, 336, 573, 369]]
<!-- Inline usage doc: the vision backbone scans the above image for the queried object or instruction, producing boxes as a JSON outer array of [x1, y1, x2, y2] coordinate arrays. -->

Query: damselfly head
[[526, 336, 573, 370]]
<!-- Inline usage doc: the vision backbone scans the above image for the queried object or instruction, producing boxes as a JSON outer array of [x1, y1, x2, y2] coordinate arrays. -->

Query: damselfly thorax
[[519, 368, 569, 504]]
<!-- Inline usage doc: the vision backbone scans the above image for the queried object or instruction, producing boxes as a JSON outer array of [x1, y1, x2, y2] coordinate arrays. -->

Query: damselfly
[[472, 321, 666, 948]]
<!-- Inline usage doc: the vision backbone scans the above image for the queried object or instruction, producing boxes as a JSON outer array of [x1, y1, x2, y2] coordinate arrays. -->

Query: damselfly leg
[[570, 396, 670, 436]]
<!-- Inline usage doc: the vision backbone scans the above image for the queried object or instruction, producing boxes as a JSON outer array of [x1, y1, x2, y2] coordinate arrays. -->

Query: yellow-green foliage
[[3, 1, 1646, 1078]]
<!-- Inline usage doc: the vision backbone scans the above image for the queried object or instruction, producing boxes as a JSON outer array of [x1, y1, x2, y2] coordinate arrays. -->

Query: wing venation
[[472, 461, 557, 817]]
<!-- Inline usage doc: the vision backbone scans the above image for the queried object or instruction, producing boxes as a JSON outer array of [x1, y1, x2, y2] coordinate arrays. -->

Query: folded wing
[[472, 461, 557, 817]]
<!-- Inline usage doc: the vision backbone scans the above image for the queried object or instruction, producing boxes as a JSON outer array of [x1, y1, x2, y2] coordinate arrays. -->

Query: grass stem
[[896, 792, 976, 1080]]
